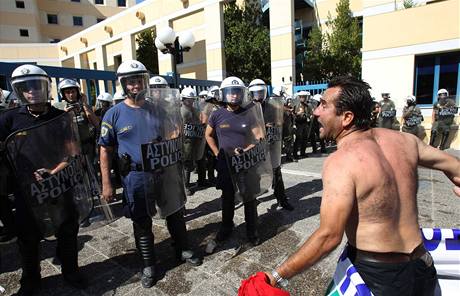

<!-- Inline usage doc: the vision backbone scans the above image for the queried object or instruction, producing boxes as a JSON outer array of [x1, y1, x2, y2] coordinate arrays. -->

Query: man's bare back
[[331, 128, 422, 253]]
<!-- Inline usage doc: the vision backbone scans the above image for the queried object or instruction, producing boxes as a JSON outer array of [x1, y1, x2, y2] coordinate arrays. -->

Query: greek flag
[[325, 248, 373, 296]]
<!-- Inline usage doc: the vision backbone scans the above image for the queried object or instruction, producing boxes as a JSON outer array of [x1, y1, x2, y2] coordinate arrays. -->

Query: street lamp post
[[155, 27, 195, 88]]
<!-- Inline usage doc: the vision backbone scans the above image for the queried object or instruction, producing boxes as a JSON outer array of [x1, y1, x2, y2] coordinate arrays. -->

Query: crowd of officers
[[0, 60, 458, 295]]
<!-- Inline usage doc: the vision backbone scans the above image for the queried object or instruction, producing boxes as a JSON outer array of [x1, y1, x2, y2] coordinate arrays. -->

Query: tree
[[136, 28, 159, 74], [223, 0, 271, 83], [302, 0, 361, 80]]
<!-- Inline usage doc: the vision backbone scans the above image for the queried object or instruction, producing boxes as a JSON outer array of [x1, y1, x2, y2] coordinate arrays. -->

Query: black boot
[[273, 167, 293, 211], [133, 219, 156, 288]]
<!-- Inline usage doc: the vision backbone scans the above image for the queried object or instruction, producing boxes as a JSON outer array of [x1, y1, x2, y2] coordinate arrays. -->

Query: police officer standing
[[402, 95, 423, 137], [248, 79, 294, 211], [180, 87, 202, 196], [99, 60, 201, 289], [0, 65, 86, 294], [205, 77, 266, 246], [377, 92, 396, 129], [282, 96, 296, 162], [430, 89, 458, 150], [293, 91, 313, 158], [370, 100, 380, 128]]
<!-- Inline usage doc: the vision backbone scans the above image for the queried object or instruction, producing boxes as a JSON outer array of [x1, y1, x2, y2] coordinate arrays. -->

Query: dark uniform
[[0, 105, 81, 292], [430, 98, 457, 150], [181, 103, 202, 194], [282, 103, 295, 161], [378, 99, 396, 129], [402, 105, 423, 136], [370, 101, 380, 128], [293, 100, 314, 158]]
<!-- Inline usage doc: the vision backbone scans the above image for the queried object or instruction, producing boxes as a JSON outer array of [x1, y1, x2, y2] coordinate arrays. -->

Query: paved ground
[[1, 147, 459, 296]]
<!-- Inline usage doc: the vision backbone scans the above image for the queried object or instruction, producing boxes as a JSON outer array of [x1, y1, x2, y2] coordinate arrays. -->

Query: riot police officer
[[94, 92, 113, 120], [99, 60, 201, 289], [370, 100, 380, 128], [377, 92, 396, 129], [206, 77, 271, 246], [293, 91, 314, 158], [58, 79, 100, 167], [248, 79, 294, 211], [402, 95, 423, 137], [180, 87, 202, 195], [282, 96, 296, 162], [430, 89, 458, 150], [113, 91, 126, 105], [149, 76, 169, 89], [0, 65, 86, 294]]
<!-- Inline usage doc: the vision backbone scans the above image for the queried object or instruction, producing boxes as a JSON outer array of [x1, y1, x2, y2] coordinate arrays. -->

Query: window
[[117, 0, 126, 7], [71, 0, 80, 2], [414, 51, 460, 105], [19, 29, 29, 37], [97, 18, 105, 23], [15, 1, 25, 9], [95, 0, 104, 4], [47, 14, 58, 24], [73, 16, 83, 26], [49, 38, 60, 43]]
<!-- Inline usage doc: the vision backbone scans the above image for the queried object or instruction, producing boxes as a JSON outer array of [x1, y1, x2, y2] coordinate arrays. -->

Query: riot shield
[[216, 103, 273, 202], [5, 112, 94, 238], [140, 88, 186, 218], [264, 97, 284, 168], [181, 99, 206, 161]]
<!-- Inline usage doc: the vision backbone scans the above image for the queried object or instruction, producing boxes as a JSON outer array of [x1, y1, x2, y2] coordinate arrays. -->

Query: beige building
[[0, 0, 459, 147], [0, 0, 136, 43]]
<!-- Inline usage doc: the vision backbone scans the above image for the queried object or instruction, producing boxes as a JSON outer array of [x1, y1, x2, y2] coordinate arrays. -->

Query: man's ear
[[342, 111, 354, 128]]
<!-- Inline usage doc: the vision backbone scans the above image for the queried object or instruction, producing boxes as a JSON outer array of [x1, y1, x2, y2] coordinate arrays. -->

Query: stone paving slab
[[1, 147, 459, 296]]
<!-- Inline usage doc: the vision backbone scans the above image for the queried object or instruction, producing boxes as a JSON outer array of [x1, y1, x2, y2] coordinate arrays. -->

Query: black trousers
[[15, 193, 79, 283], [216, 153, 257, 238], [351, 253, 437, 296]]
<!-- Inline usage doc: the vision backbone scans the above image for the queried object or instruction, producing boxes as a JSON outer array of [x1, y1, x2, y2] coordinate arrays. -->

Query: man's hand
[[34, 168, 51, 181], [263, 272, 276, 287], [453, 176, 460, 197], [102, 182, 114, 202]]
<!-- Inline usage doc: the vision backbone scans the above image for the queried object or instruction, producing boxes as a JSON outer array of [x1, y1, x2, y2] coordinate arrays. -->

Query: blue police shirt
[[98, 101, 160, 165]]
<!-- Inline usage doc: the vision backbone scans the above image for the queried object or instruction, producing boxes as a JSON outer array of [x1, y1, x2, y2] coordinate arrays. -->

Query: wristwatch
[[271, 270, 289, 288]]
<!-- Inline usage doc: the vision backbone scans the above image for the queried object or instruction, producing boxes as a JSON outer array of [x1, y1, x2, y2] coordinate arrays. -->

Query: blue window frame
[[414, 51, 460, 105]]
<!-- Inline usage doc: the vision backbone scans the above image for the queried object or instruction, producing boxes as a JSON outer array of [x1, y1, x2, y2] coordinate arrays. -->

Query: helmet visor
[[120, 73, 150, 100], [151, 84, 168, 89], [249, 88, 267, 101], [12, 76, 49, 105], [221, 87, 245, 105]]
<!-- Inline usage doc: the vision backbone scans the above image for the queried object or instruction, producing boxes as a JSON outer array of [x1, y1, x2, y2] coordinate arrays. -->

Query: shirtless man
[[262, 76, 460, 295]]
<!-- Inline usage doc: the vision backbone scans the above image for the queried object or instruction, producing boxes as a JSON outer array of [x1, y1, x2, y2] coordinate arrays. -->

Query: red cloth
[[238, 272, 290, 296]]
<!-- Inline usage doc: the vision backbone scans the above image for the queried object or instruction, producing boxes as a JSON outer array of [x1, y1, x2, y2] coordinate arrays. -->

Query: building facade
[[0, 0, 136, 43]]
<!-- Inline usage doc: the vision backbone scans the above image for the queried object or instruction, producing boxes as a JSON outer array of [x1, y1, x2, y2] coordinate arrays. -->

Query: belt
[[348, 243, 428, 264], [130, 163, 143, 171]]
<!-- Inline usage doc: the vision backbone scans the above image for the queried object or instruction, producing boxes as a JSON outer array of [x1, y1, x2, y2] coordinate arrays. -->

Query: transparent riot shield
[[216, 103, 273, 202], [264, 97, 284, 168], [5, 112, 94, 238], [181, 98, 206, 161], [140, 88, 186, 218]]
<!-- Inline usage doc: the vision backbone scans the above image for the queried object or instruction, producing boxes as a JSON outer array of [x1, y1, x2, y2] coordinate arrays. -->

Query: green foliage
[[136, 28, 159, 74], [303, 0, 361, 81], [223, 0, 271, 83], [403, 0, 415, 9]]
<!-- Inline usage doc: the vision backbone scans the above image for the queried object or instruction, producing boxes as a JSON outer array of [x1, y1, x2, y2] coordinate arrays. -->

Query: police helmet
[[437, 88, 449, 97], [406, 95, 416, 105], [113, 91, 125, 104], [181, 87, 197, 100], [312, 94, 322, 102], [97, 92, 113, 103], [220, 76, 246, 105], [198, 90, 208, 98], [381, 91, 391, 98], [272, 85, 287, 97], [248, 79, 267, 102], [116, 60, 149, 100], [11, 64, 51, 105], [58, 78, 81, 102], [149, 76, 169, 88]]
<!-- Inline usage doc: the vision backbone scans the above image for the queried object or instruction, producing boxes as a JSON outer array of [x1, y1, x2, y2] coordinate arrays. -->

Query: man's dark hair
[[328, 76, 373, 130]]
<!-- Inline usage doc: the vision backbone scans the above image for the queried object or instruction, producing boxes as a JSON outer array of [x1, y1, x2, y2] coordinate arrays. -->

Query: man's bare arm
[[267, 155, 356, 284], [100, 145, 114, 201], [416, 137, 460, 196], [205, 125, 219, 156]]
